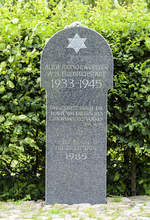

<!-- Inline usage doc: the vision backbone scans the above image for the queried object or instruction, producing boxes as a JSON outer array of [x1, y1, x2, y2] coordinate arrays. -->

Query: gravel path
[[0, 196, 150, 220]]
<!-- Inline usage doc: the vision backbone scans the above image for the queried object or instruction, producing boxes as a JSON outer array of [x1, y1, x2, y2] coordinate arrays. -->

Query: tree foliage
[[0, 0, 150, 200]]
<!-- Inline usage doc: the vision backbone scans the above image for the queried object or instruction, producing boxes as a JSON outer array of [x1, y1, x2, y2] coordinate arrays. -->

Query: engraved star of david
[[67, 33, 87, 53]]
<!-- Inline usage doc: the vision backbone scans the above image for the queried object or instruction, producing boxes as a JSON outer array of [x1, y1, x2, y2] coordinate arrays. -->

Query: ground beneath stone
[[0, 196, 150, 220]]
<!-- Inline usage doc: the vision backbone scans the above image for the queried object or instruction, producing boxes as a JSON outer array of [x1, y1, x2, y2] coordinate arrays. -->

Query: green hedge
[[0, 0, 150, 200]]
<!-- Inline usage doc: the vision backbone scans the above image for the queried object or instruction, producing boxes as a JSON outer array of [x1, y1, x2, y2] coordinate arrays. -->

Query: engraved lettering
[[66, 153, 87, 160], [50, 78, 103, 89]]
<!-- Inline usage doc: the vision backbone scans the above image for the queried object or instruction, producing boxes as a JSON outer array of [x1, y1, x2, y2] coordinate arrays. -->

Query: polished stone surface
[[40, 25, 113, 204]]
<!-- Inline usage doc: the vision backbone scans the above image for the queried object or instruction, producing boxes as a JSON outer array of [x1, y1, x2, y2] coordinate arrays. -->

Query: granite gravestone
[[40, 23, 113, 204]]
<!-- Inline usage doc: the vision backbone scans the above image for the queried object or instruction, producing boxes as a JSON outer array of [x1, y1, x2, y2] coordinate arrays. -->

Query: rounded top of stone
[[65, 22, 86, 29], [40, 25, 113, 90]]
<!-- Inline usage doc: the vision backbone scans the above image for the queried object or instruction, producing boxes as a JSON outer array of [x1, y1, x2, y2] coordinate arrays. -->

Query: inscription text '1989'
[[66, 153, 87, 160]]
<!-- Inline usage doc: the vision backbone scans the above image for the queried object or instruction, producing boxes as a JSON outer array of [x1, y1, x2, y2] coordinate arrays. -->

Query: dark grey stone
[[40, 24, 113, 204]]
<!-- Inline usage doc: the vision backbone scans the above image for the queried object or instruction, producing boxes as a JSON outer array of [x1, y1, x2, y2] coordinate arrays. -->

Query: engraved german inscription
[[48, 105, 103, 124]]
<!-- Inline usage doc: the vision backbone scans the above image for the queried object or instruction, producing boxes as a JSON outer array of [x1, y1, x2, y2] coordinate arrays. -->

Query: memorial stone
[[40, 23, 113, 204]]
